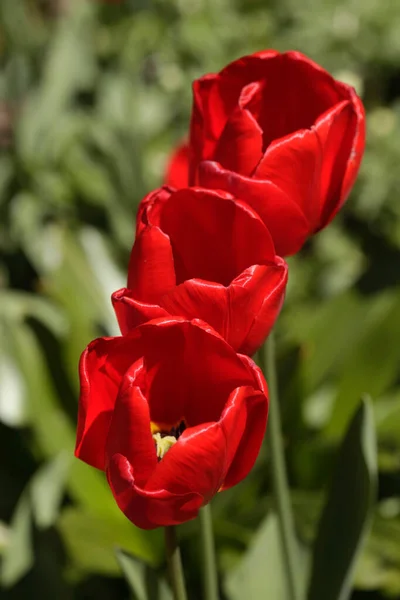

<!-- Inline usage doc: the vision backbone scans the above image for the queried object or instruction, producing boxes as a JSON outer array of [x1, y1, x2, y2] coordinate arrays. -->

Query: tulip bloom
[[165, 142, 189, 189], [75, 318, 268, 529], [166, 50, 365, 256], [112, 186, 287, 356]]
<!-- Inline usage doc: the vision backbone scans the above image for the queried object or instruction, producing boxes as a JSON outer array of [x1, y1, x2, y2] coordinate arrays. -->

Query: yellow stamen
[[152, 433, 177, 459]]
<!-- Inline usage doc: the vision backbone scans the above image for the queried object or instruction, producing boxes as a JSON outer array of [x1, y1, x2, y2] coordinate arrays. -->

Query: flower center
[[151, 420, 186, 460], [152, 433, 177, 459]]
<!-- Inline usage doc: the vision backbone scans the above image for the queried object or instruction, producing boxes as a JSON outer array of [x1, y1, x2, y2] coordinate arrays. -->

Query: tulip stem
[[165, 526, 188, 600], [262, 332, 300, 600], [199, 504, 219, 600]]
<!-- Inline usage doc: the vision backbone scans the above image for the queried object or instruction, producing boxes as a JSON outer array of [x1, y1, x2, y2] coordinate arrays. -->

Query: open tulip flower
[[112, 186, 288, 356], [75, 317, 268, 529], [166, 50, 365, 256]]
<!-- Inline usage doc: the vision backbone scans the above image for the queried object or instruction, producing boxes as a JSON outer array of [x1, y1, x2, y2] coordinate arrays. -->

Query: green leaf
[[0, 491, 33, 587], [1, 269, 160, 571], [307, 397, 378, 600], [0, 345, 27, 427], [115, 549, 173, 600], [374, 391, 400, 436], [115, 549, 148, 600], [355, 514, 400, 597], [5, 319, 118, 516], [0, 522, 10, 556], [63, 144, 117, 207], [79, 227, 125, 335], [16, 0, 96, 163], [326, 291, 400, 438], [59, 509, 162, 575], [42, 226, 115, 327], [41, 227, 121, 388], [282, 290, 393, 402], [0, 156, 14, 206], [30, 452, 72, 529], [0, 0, 44, 51], [0, 289, 66, 335], [225, 514, 290, 600]]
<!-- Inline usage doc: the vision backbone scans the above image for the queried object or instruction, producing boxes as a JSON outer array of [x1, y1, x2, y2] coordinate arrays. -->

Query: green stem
[[199, 504, 219, 600], [165, 526, 188, 600], [262, 332, 300, 600]]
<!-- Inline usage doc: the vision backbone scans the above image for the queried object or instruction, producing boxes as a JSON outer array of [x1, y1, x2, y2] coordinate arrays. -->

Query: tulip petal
[[229, 259, 288, 355], [160, 259, 287, 355], [105, 371, 157, 485], [192, 73, 222, 144], [145, 422, 227, 502], [76, 333, 142, 470], [199, 161, 309, 256], [107, 453, 203, 529], [239, 352, 269, 396], [340, 92, 366, 212], [112, 288, 169, 335], [214, 104, 263, 176], [159, 279, 230, 342], [136, 187, 172, 236], [221, 383, 268, 490], [164, 142, 190, 189], [191, 55, 279, 176], [159, 187, 275, 286], [314, 98, 365, 227], [191, 74, 221, 181], [211, 50, 280, 128], [254, 127, 323, 229], [127, 226, 176, 303], [138, 319, 257, 428], [254, 54, 342, 147], [198, 51, 342, 150]]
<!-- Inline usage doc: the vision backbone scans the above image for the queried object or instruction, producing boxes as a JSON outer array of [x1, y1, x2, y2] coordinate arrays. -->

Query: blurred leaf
[[313, 224, 365, 295], [0, 289, 67, 334], [0, 0, 45, 50], [115, 549, 173, 600], [374, 391, 400, 444], [16, 0, 96, 163], [79, 227, 125, 334], [0, 491, 33, 587], [24, 225, 119, 389], [0, 349, 27, 427], [0, 156, 13, 206], [108, 201, 138, 251], [59, 509, 162, 574], [327, 291, 400, 437], [87, 119, 140, 204], [30, 452, 72, 529], [225, 514, 289, 600], [115, 549, 148, 600], [282, 291, 366, 394], [5, 319, 119, 516], [0, 522, 10, 556], [42, 226, 113, 323], [32, 169, 74, 209], [355, 515, 400, 596], [63, 144, 117, 207], [283, 289, 400, 438], [307, 397, 377, 600]]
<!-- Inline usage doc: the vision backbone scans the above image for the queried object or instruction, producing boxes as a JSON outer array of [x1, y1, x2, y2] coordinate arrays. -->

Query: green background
[[0, 0, 400, 598]]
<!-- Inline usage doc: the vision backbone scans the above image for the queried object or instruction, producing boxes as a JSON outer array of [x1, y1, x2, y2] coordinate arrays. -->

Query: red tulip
[[164, 142, 189, 189], [75, 317, 268, 529], [167, 50, 365, 256], [112, 186, 288, 356]]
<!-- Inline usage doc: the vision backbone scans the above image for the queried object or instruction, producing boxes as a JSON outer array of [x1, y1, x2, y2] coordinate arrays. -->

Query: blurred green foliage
[[1, 0, 400, 598]]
